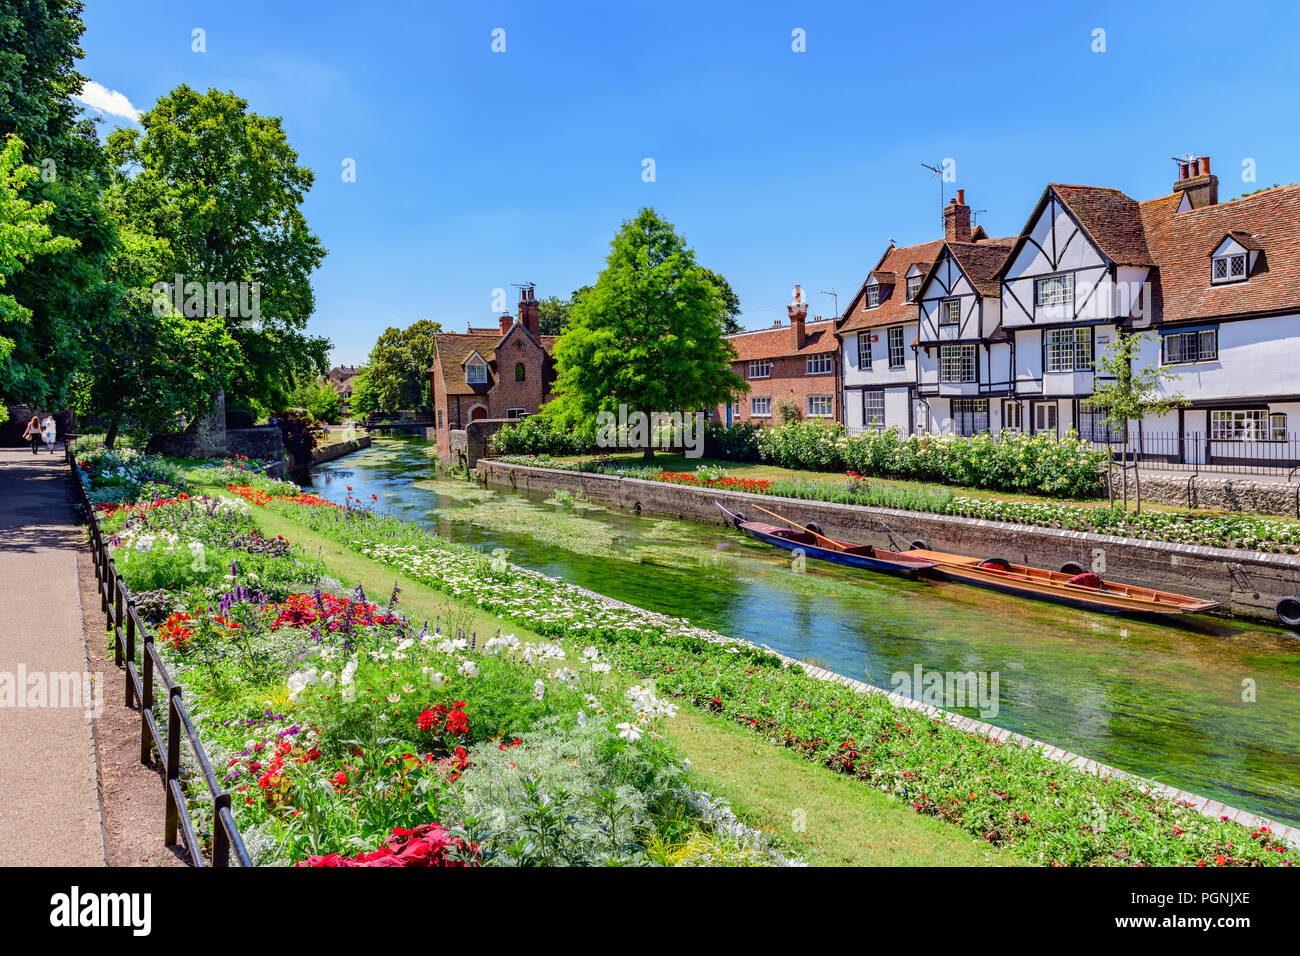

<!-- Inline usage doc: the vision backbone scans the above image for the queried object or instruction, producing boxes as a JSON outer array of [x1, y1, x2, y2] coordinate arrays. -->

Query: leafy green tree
[[1090, 331, 1187, 512], [0, 0, 115, 412], [547, 208, 745, 459], [73, 200, 238, 448], [698, 267, 742, 335], [287, 378, 342, 424], [0, 134, 78, 422], [347, 366, 380, 419], [106, 85, 330, 412], [536, 285, 592, 336], [362, 318, 442, 411]]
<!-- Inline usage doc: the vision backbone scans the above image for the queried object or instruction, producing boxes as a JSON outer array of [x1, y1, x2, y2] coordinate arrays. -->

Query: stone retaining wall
[[477, 460, 1300, 625], [309, 435, 371, 466], [1133, 471, 1300, 518]]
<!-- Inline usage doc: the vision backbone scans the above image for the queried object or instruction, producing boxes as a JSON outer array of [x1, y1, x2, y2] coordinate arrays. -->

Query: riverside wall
[[476, 460, 1300, 625]]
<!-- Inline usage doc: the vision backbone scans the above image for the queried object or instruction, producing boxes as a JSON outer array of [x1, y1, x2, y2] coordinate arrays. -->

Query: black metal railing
[[67, 441, 252, 867], [1089, 431, 1300, 479]]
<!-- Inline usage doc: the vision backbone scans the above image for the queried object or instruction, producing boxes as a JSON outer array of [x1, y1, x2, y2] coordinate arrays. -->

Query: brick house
[[717, 285, 842, 426], [427, 285, 557, 463], [323, 365, 360, 411]]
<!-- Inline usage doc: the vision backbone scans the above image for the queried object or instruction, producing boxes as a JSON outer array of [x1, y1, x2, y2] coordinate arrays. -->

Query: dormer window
[[905, 275, 922, 302], [865, 284, 880, 309], [1212, 252, 1247, 284], [466, 360, 487, 384]]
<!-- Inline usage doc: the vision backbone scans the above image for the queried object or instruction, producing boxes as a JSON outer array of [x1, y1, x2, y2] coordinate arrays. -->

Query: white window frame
[[905, 274, 922, 302], [1162, 328, 1217, 365], [857, 333, 871, 370], [748, 360, 772, 379], [1035, 273, 1075, 308], [1003, 401, 1023, 433], [1032, 402, 1058, 435], [1211, 409, 1285, 441], [863, 390, 885, 430], [750, 396, 772, 417], [806, 395, 833, 418], [939, 298, 961, 327], [888, 326, 906, 368], [939, 344, 977, 383], [865, 284, 880, 309], [806, 353, 833, 375], [1211, 252, 1247, 284], [1045, 327, 1093, 372], [466, 361, 488, 384]]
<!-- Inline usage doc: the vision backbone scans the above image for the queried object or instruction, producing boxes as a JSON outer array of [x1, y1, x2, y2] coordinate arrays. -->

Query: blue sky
[[76, 0, 1298, 366]]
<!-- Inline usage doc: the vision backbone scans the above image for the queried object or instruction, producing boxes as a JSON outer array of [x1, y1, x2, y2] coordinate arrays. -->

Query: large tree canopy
[[106, 85, 329, 411], [547, 208, 744, 455], [0, 0, 114, 412], [361, 318, 442, 412]]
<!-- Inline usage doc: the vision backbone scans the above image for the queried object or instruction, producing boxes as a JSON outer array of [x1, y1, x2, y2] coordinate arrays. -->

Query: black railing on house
[[67, 440, 252, 867], [1088, 431, 1300, 479]]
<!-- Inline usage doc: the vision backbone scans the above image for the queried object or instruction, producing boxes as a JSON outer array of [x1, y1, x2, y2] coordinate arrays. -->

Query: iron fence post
[[213, 792, 232, 867]]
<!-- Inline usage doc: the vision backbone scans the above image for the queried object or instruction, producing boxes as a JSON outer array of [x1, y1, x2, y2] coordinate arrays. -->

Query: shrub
[[491, 417, 597, 456]]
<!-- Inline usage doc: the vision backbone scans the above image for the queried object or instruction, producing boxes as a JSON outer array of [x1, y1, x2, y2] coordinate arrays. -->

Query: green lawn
[[208, 476, 1013, 866]]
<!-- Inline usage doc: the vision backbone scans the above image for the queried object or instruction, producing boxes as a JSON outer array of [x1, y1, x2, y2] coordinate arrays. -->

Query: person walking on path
[[41, 414, 57, 454], [21, 414, 44, 454]]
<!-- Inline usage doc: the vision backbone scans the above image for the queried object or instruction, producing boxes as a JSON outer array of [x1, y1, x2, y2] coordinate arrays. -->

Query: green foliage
[[286, 379, 342, 424], [747, 421, 1105, 498], [491, 416, 597, 456], [0, 1, 115, 412], [697, 267, 742, 335], [346, 367, 380, 419], [535, 285, 592, 336], [357, 318, 441, 412], [275, 408, 321, 461], [546, 208, 745, 455], [0, 134, 78, 391], [105, 85, 330, 413], [704, 421, 762, 461], [1091, 332, 1186, 433]]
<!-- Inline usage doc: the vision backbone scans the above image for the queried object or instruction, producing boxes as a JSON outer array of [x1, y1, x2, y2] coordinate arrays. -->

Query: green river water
[[305, 435, 1300, 825]]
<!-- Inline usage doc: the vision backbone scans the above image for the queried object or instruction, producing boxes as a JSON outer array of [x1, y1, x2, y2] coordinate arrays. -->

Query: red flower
[[332, 770, 347, 789], [416, 709, 438, 733], [1215, 854, 1227, 866]]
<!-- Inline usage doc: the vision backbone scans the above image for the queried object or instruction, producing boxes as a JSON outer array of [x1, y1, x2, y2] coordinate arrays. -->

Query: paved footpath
[[0, 445, 104, 865]]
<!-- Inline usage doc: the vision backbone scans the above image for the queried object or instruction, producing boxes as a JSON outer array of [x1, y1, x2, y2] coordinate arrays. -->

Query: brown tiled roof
[[431, 326, 557, 396], [1139, 183, 1300, 324], [726, 319, 837, 362], [1051, 184, 1154, 266], [946, 239, 1015, 296], [837, 238, 945, 333]]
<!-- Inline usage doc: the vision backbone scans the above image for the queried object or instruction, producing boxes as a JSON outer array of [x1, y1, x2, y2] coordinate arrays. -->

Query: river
[[305, 434, 1300, 826]]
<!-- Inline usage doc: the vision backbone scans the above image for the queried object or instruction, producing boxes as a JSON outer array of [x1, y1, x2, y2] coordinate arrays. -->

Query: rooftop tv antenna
[[820, 287, 839, 317], [971, 208, 989, 226], [921, 161, 947, 226]]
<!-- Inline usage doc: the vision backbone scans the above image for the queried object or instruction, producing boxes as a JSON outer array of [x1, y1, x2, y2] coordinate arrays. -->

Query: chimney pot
[[1200, 156, 1210, 175], [944, 190, 972, 243], [499, 312, 513, 335]]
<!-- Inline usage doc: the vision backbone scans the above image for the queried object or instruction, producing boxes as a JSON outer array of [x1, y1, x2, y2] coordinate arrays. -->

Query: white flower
[[423, 668, 448, 686], [590, 662, 611, 674], [458, 660, 479, 678], [616, 722, 642, 743], [581, 646, 600, 661], [577, 709, 587, 728], [554, 667, 578, 685], [533, 678, 546, 700]]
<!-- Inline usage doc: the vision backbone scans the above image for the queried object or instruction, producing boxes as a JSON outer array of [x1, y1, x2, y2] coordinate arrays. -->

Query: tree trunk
[[104, 416, 120, 450], [1134, 456, 1142, 515], [642, 445, 655, 461]]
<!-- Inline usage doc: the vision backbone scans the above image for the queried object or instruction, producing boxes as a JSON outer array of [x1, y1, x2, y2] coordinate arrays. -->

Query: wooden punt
[[904, 548, 1219, 616], [715, 503, 940, 576]]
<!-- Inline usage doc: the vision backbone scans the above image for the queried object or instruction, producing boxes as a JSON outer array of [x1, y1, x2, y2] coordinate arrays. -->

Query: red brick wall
[[720, 352, 840, 425], [486, 329, 549, 418]]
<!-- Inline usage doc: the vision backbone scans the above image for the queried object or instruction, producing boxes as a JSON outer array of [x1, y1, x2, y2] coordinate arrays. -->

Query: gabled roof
[[1050, 184, 1154, 266], [430, 324, 557, 396], [1214, 229, 1265, 253], [1138, 183, 1300, 324], [940, 239, 1015, 297], [837, 238, 946, 334], [725, 318, 838, 362]]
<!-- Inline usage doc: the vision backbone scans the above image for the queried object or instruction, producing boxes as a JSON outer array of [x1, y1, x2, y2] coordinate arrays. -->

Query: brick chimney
[[944, 189, 972, 243], [518, 283, 539, 335], [499, 311, 513, 335], [1173, 155, 1218, 209], [788, 284, 808, 350]]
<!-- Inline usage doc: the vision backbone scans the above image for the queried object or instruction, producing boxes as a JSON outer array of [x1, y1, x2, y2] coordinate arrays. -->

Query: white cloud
[[72, 80, 141, 122]]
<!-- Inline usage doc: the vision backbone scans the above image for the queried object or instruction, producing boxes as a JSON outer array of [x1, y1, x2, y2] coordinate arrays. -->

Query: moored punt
[[904, 548, 1220, 617], [715, 503, 940, 576]]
